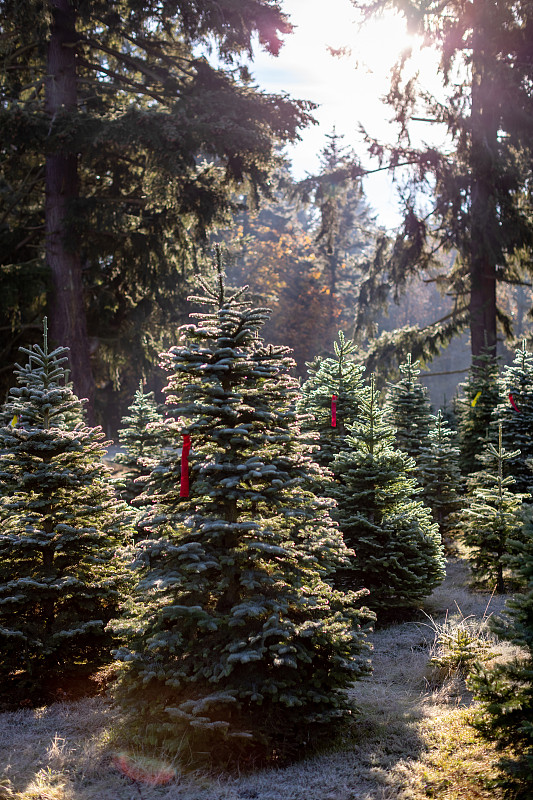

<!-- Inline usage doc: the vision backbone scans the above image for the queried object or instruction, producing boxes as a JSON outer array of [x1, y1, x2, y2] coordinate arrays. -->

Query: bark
[[469, 0, 498, 364], [45, 0, 95, 421]]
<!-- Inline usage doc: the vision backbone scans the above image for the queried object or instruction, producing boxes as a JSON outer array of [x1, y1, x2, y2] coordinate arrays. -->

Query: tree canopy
[[0, 0, 313, 419], [350, 0, 533, 367]]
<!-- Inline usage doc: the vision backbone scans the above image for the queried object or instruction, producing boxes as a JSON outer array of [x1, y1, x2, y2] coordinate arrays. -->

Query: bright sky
[[250, 0, 445, 229]]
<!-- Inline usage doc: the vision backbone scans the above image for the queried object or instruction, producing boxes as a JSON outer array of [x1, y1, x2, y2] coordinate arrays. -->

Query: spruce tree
[[494, 340, 533, 495], [457, 345, 500, 476], [332, 375, 445, 618], [112, 258, 374, 765], [0, 320, 131, 693], [298, 331, 365, 470], [115, 383, 164, 504], [418, 409, 463, 548], [469, 506, 533, 798], [388, 354, 433, 468], [458, 424, 528, 593]]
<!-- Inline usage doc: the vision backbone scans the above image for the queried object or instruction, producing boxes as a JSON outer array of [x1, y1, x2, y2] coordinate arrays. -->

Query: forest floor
[[0, 558, 523, 800]]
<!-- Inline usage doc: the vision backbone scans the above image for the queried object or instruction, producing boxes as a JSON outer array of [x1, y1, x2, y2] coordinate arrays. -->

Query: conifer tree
[[115, 383, 164, 504], [456, 345, 500, 476], [458, 424, 528, 593], [494, 340, 533, 495], [388, 354, 433, 468], [418, 409, 463, 548], [469, 505, 533, 799], [332, 375, 445, 617], [1, 0, 313, 414], [112, 257, 374, 764], [298, 331, 365, 470], [0, 320, 131, 692]]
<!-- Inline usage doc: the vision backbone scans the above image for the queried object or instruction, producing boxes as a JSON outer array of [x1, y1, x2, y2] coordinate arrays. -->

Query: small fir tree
[[418, 409, 463, 548], [494, 340, 533, 495], [388, 354, 433, 468], [112, 258, 374, 765], [458, 423, 528, 593], [332, 375, 446, 617], [115, 382, 164, 503], [469, 506, 533, 798], [298, 331, 366, 470], [0, 320, 131, 691], [457, 346, 500, 476]]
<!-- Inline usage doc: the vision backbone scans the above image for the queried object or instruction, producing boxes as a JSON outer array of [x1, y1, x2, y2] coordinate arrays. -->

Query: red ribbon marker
[[180, 434, 191, 497], [509, 393, 521, 413], [331, 395, 337, 427]]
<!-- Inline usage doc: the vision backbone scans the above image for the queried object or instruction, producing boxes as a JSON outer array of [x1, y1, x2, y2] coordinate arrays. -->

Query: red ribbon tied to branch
[[180, 434, 191, 497], [331, 395, 337, 427], [509, 393, 521, 413]]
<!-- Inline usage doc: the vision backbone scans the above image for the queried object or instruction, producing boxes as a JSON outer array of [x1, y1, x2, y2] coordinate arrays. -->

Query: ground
[[0, 559, 522, 800]]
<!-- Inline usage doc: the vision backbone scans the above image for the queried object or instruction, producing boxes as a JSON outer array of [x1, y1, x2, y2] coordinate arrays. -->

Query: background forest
[[4, 0, 533, 431]]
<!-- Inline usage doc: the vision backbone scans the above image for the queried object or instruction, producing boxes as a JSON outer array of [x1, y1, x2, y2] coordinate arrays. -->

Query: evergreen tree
[[224, 145, 379, 377], [458, 423, 528, 593], [112, 257, 374, 765], [457, 346, 501, 476], [0, 0, 313, 416], [295, 129, 378, 346], [115, 383, 164, 504], [351, 0, 533, 367], [332, 375, 445, 617], [0, 319, 131, 693], [298, 331, 365, 470], [388, 354, 433, 467], [494, 340, 533, 495], [469, 506, 533, 799], [418, 409, 463, 548]]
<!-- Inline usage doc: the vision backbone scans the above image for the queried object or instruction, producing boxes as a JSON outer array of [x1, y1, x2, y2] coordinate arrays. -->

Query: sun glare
[[251, 0, 444, 224]]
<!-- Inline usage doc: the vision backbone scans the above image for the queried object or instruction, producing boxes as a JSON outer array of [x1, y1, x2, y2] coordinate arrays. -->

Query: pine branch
[[77, 58, 171, 104], [80, 37, 186, 95]]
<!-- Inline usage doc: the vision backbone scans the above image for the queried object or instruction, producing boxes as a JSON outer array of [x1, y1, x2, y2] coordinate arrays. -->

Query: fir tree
[[0, 320, 131, 693], [469, 505, 533, 798], [456, 345, 500, 476], [112, 256, 374, 765], [332, 375, 445, 617], [494, 340, 533, 495], [115, 383, 164, 504], [298, 331, 365, 470], [418, 409, 463, 548], [388, 354, 433, 468], [458, 424, 528, 593], [0, 0, 313, 416], [351, 0, 533, 367]]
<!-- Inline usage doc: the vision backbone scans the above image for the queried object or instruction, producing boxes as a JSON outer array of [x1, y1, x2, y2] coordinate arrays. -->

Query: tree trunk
[[469, 0, 498, 364], [46, 0, 95, 421]]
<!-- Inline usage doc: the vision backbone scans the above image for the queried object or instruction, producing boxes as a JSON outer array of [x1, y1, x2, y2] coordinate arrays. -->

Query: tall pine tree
[[0, 320, 131, 695], [351, 0, 533, 369], [0, 0, 314, 417], [332, 374, 445, 618], [112, 256, 373, 765]]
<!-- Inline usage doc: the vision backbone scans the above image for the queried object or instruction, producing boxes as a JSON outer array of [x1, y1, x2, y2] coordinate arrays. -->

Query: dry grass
[[0, 558, 521, 800]]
